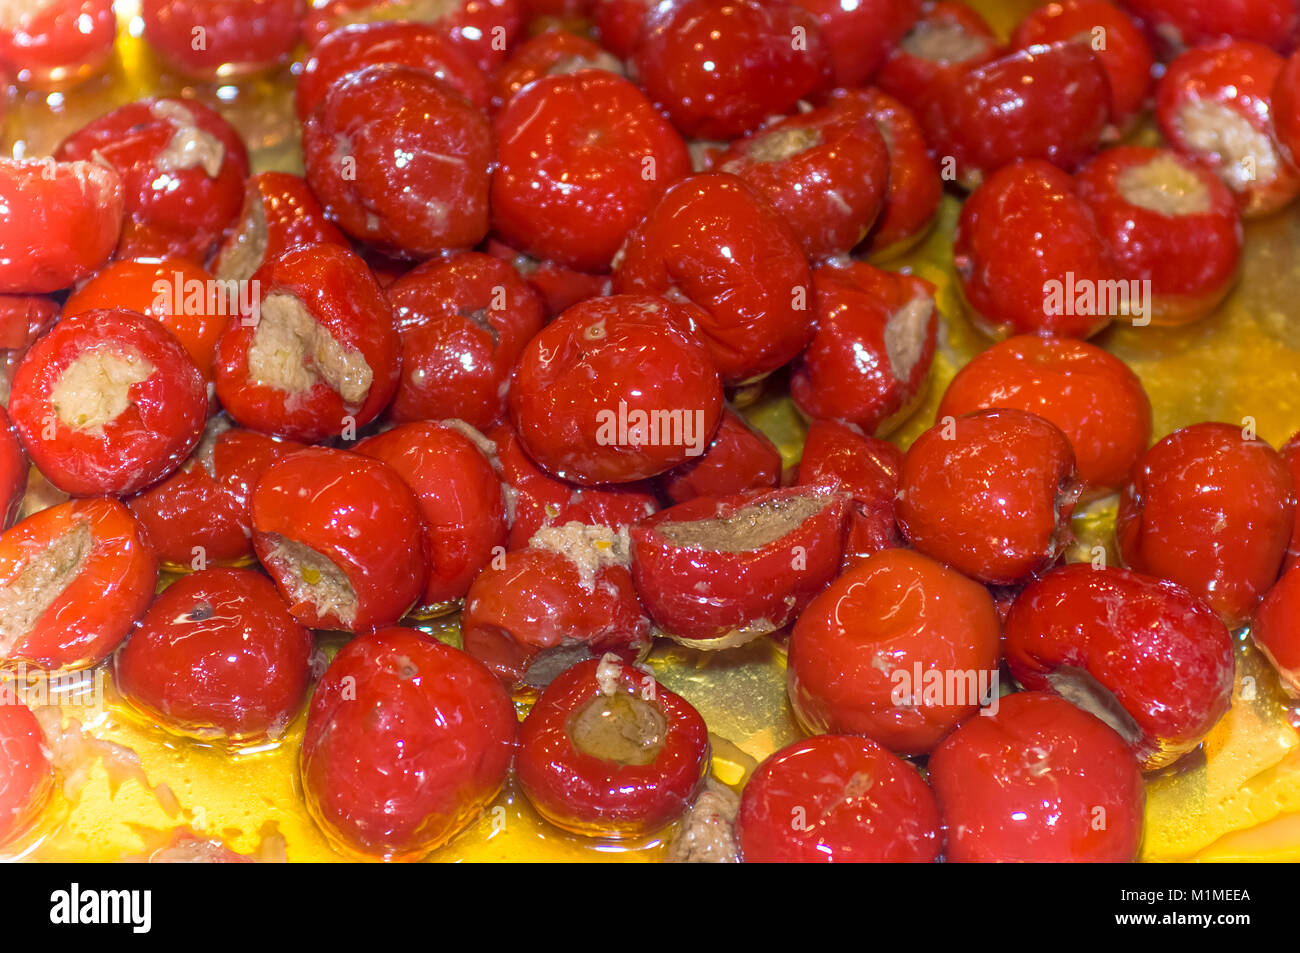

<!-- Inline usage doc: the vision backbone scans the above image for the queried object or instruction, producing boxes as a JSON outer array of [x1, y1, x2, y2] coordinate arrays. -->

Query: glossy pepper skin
[[302, 64, 493, 258], [0, 158, 123, 295], [632, 0, 833, 141], [1120, 0, 1300, 55], [354, 421, 507, 608], [300, 626, 517, 861], [0, 0, 116, 87], [1073, 146, 1243, 326], [789, 0, 921, 88], [55, 97, 251, 263], [929, 691, 1146, 863], [0, 497, 158, 673], [0, 407, 27, 530], [387, 252, 545, 431], [115, 567, 315, 743], [1156, 40, 1300, 219], [509, 294, 724, 485], [296, 20, 492, 122], [613, 173, 814, 385], [787, 547, 1001, 756], [1012, 0, 1155, 132], [302, 0, 525, 74], [492, 28, 623, 109], [1252, 567, 1300, 695], [791, 260, 937, 436], [251, 447, 431, 633], [796, 418, 903, 568], [828, 87, 943, 261], [954, 159, 1118, 339], [8, 308, 208, 498], [142, 0, 305, 79], [896, 408, 1081, 586], [736, 733, 941, 863], [936, 334, 1153, 496], [1117, 422, 1296, 629], [492, 70, 691, 274], [127, 423, 305, 569], [211, 172, 349, 284], [1003, 563, 1235, 770], [0, 700, 53, 849], [213, 243, 401, 444], [657, 407, 781, 505], [629, 486, 848, 647], [927, 42, 1111, 189], [517, 656, 709, 839]]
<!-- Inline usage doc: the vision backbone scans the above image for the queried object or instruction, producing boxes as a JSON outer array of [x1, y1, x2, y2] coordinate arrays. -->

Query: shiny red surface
[[929, 691, 1145, 863], [0, 700, 53, 849], [736, 733, 941, 863], [787, 547, 1000, 755]]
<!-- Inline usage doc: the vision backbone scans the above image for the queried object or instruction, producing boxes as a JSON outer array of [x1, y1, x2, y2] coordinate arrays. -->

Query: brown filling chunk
[[246, 292, 373, 407], [0, 521, 93, 653], [568, 692, 667, 766], [214, 191, 269, 284], [655, 493, 829, 553], [901, 21, 991, 64], [151, 100, 226, 178], [885, 293, 933, 383], [1118, 153, 1212, 216]]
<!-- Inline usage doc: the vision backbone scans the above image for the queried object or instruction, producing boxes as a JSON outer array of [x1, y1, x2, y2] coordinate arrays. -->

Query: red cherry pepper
[[485, 238, 613, 319], [657, 406, 781, 505], [213, 243, 401, 444], [1012, 0, 1155, 133], [875, 0, 1000, 135], [461, 525, 650, 685], [492, 28, 623, 109], [1003, 563, 1235, 770], [55, 97, 251, 263], [487, 420, 659, 550], [613, 173, 814, 384], [828, 87, 942, 261], [0, 700, 53, 849], [354, 421, 506, 608], [141, 0, 304, 79], [251, 447, 431, 633], [386, 252, 543, 431], [210, 171, 349, 285], [303, 0, 526, 74], [629, 486, 848, 648], [1156, 39, 1300, 219], [736, 733, 941, 863], [954, 159, 1118, 339], [787, 547, 1001, 755], [1252, 566, 1300, 695], [493, 70, 691, 273], [127, 421, 304, 569], [791, 260, 937, 436], [0, 0, 115, 87], [63, 258, 229, 385], [1120, 0, 1300, 54], [927, 42, 1111, 189], [593, 0, 653, 58], [296, 20, 491, 122], [301, 626, 517, 861], [116, 567, 315, 743], [0, 497, 158, 673], [509, 294, 724, 485], [1117, 421, 1296, 629], [796, 418, 903, 569], [897, 408, 1081, 585], [632, 0, 832, 141], [789, 0, 921, 87], [517, 655, 709, 839], [929, 691, 1146, 863], [0, 407, 25, 530], [936, 334, 1152, 496], [1074, 146, 1244, 325], [717, 103, 890, 262], [0, 158, 123, 295], [8, 308, 207, 498], [302, 64, 493, 258]]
